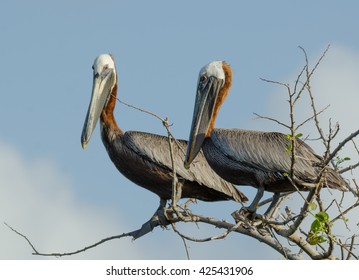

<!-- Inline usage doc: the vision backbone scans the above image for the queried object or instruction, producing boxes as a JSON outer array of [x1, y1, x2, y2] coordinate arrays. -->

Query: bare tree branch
[[340, 162, 359, 174], [324, 129, 359, 166], [5, 222, 147, 257]]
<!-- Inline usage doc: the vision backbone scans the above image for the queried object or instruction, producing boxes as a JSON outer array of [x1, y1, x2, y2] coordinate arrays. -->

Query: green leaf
[[285, 133, 292, 140], [307, 233, 319, 245], [343, 157, 351, 161], [311, 220, 321, 232], [295, 133, 303, 138], [315, 211, 329, 223], [285, 144, 293, 153], [317, 235, 327, 244], [309, 202, 317, 211]]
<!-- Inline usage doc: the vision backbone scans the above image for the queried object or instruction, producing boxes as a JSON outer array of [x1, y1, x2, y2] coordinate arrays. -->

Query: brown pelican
[[184, 60, 349, 214], [81, 55, 247, 206]]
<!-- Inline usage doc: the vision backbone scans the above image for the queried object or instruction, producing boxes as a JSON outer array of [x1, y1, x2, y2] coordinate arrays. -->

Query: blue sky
[[1, 1, 359, 259]]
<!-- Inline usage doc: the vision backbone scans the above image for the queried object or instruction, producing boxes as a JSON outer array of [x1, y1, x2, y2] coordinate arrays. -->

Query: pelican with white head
[[81, 54, 117, 149]]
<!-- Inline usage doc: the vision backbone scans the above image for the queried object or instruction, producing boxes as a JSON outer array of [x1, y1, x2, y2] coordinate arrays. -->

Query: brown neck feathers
[[206, 61, 232, 137], [101, 75, 121, 133]]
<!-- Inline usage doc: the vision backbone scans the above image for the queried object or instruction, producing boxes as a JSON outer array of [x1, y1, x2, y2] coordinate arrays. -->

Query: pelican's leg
[[247, 186, 264, 214], [156, 198, 169, 226], [133, 198, 169, 240], [263, 193, 280, 218], [232, 186, 264, 222], [159, 198, 167, 209]]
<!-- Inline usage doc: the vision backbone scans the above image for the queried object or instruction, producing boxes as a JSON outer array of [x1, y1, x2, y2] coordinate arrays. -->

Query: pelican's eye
[[199, 75, 207, 83]]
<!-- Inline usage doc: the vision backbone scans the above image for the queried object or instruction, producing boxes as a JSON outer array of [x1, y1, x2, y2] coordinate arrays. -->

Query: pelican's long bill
[[81, 54, 116, 149], [184, 75, 224, 169]]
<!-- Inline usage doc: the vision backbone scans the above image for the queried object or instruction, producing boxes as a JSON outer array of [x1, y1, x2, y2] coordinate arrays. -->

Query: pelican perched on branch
[[184, 60, 348, 214], [81, 55, 247, 206]]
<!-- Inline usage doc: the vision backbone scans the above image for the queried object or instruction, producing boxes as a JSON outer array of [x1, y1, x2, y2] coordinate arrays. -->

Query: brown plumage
[[81, 54, 247, 203]]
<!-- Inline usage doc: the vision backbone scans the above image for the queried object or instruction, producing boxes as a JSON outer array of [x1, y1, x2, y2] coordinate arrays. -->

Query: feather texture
[[101, 123, 247, 202], [203, 128, 349, 193]]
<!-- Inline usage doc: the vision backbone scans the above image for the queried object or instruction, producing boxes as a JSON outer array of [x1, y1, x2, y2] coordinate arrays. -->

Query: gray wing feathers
[[212, 129, 322, 180], [124, 131, 245, 201], [211, 128, 349, 191]]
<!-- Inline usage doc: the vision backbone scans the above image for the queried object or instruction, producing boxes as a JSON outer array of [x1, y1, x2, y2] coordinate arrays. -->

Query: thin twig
[[4, 223, 39, 255], [180, 236, 190, 260], [296, 105, 330, 131], [347, 236, 357, 260], [253, 113, 290, 129], [330, 201, 359, 224], [339, 162, 359, 174], [5, 222, 142, 257], [324, 129, 359, 166], [117, 97, 164, 122], [293, 64, 307, 99], [115, 96, 187, 156]]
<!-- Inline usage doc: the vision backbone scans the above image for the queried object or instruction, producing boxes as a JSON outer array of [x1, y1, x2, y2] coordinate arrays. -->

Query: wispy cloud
[[0, 141, 145, 259]]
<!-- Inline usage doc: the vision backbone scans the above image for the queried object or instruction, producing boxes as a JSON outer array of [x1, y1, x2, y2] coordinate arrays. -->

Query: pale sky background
[[1, 1, 359, 260]]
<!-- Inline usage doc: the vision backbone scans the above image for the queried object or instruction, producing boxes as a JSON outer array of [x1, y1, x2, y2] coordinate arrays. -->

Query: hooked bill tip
[[184, 158, 191, 170], [81, 141, 87, 150]]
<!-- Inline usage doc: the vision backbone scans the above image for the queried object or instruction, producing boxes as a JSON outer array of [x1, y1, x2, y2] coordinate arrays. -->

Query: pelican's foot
[[232, 207, 262, 222], [232, 207, 269, 226], [156, 208, 171, 228], [256, 223, 272, 236], [231, 209, 272, 235], [132, 205, 171, 240]]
